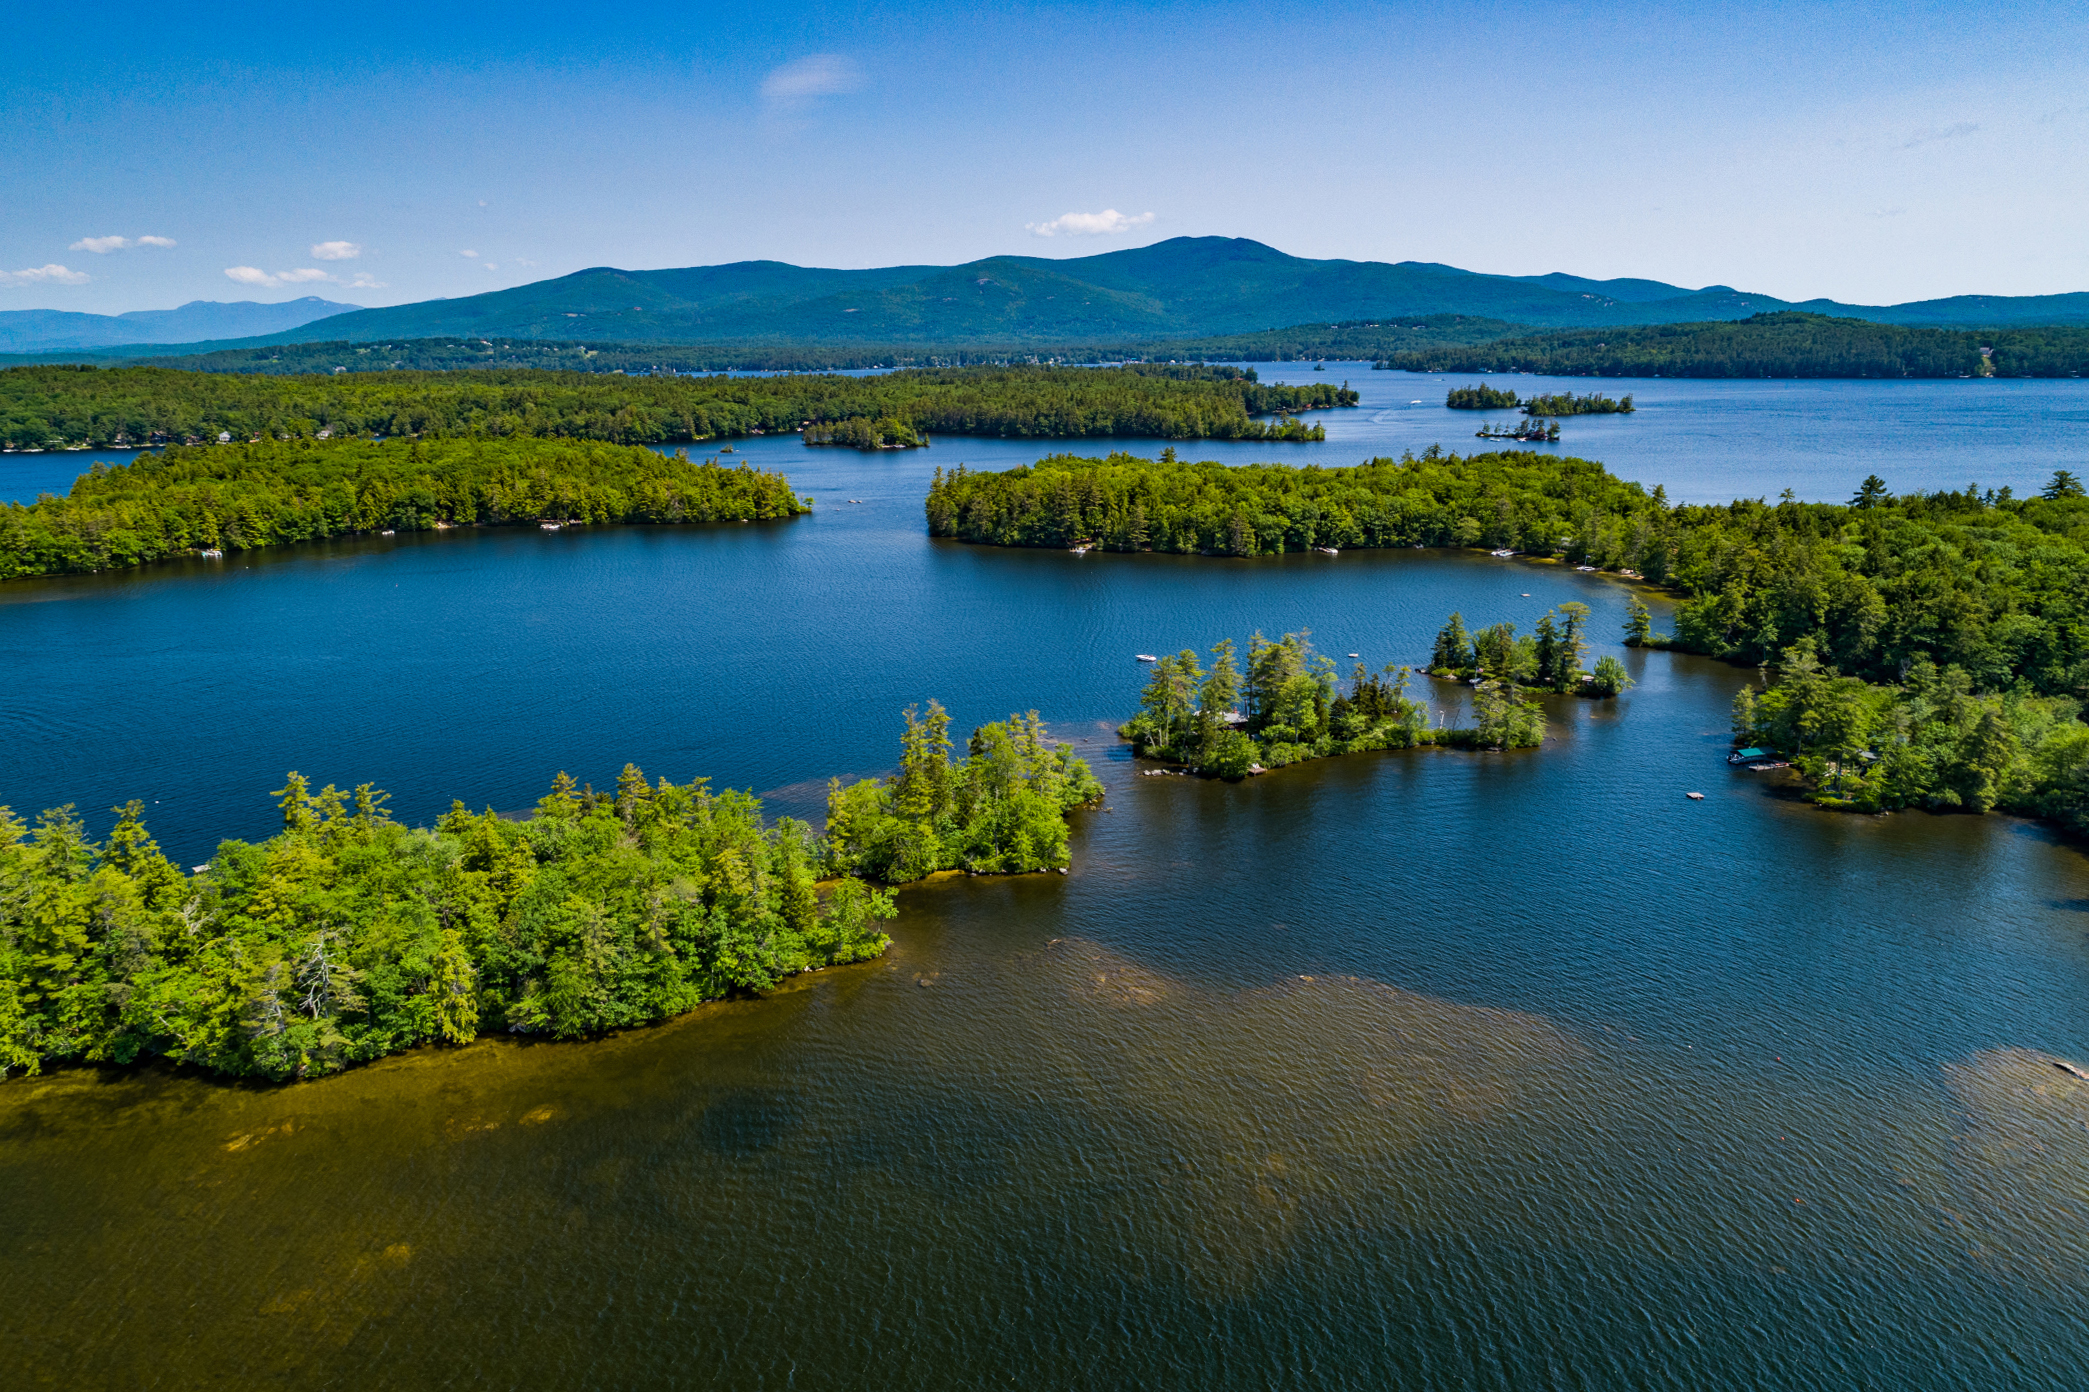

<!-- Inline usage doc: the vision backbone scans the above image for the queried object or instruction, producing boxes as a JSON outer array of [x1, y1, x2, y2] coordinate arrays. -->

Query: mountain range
[[0, 298, 362, 354], [8, 239, 2087, 362]]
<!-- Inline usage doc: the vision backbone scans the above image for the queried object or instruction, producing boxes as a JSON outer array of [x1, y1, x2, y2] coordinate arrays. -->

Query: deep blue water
[[3, 388, 2088, 1388]]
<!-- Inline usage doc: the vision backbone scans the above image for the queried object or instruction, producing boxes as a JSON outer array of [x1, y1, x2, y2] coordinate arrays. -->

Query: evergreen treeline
[[825, 705, 1104, 881], [1381, 311, 2089, 378], [1518, 392, 1634, 416], [0, 703, 1104, 1081], [0, 769, 895, 1082], [1120, 629, 1545, 777], [1428, 603, 1634, 697], [1447, 384, 1521, 409], [0, 364, 1355, 451], [924, 446, 1660, 556], [1730, 645, 2088, 832], [0, 437, 810, 579], [79, 317, 1521, 375]]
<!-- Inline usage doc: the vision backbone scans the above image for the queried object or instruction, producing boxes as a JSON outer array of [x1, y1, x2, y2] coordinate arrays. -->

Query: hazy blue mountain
[[14, 240, 2085, 361], [0, 298, 360, 353]]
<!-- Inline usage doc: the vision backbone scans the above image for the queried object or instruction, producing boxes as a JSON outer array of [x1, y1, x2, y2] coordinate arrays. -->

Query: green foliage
[[1623, 596, 1655, 646], [1735, 645, 2088, 833], [0, 363, 1352, 451], [1447, 384, 1520, 409], [1519, 392, 1633, 416], [1120, 629, 1547, 775], [0, 436, 809, 579], [822, 704, 1104, 882], [1587, 655, 1634, 697], [1384, 311, 2089, 378], [0, 770, 894, 1081], [926, 447, 1664, 557], [1429, 602, 1596, 696]]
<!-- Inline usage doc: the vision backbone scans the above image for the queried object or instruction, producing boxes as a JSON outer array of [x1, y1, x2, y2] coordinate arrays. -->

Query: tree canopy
[[1381, 311, 2089, 378], [0, 701, 1104, 1081], [0, 363, 1354, 451], [0, 436, 809, 579], [0, 769, 894, 1082]]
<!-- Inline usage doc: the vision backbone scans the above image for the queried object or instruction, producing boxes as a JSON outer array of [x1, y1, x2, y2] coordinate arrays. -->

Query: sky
[[5, 0, 2087, 316]]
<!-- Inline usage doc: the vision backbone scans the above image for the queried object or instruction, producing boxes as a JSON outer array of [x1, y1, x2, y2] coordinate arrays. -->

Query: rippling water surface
[[3, 381, 2089, 1388]]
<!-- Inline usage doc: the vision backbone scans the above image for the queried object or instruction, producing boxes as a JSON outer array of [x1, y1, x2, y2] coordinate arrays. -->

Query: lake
[[3, 382, 2088, 1388], [5, 365, 2089, 509]]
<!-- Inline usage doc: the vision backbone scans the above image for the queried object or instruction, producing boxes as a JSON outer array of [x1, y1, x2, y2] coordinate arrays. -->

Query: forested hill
[[115, 315, 1521, 376], [24, 238, 2087, 360], [0, 364, 1355, 451], [1383, 312, 2089, 378]]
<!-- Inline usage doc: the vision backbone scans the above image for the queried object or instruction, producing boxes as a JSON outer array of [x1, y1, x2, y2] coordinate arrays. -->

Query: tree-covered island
[[1121, 629, 1554, 778], [1429, 603, 1635, 698], [1446, 384, 1522, 410], [0, 706, 1102, 1081], [1517, 391, 1634, 416], [0, 436, 811, 579], [0, 363, 1354, 452]]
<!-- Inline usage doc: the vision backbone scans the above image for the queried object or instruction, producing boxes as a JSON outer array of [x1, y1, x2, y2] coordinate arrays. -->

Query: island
[[1517, 391, 1634, 416], [1476, 420, 1561, 441], [0, 436, 811, 579], [1121, 629, 1549, 778], [1446, 384, 1522, 410], [0, 704, 1100, 1082]]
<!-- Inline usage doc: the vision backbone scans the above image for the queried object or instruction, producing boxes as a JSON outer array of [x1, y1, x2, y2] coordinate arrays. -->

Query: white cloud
[[1026, 209, 1156, 238], [310, 240, 361, 261], [484, 263, 498, 271], [69, 234, 177, 253], [459, 249, 480, 258], [225, 266, 337, 288], [761, 53, 862, 110], [0, 264, 91, 287]]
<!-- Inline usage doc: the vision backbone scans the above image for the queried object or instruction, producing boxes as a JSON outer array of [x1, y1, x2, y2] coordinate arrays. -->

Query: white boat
[[1576, 565, 1596, 572], [1347, 652, 1360, 658], [199, 548, 224, 559], [1136, 653, 1159, 662], [1313, 546, 1339, 555], [540, 522, 562, 531], [1491, 549, 1515, 557]]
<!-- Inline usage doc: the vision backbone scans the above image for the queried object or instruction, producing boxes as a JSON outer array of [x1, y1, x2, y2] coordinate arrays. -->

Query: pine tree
[[1430, 612, 1472, 674], [1624, 596, 1653, 646]]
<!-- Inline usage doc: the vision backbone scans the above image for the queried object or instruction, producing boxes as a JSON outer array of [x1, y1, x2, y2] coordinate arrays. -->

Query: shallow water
[[3, 414, 2089, 1388]]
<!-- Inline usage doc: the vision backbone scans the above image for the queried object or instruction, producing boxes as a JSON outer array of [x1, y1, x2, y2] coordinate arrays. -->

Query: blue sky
[[6, 0, 2086, 315]]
